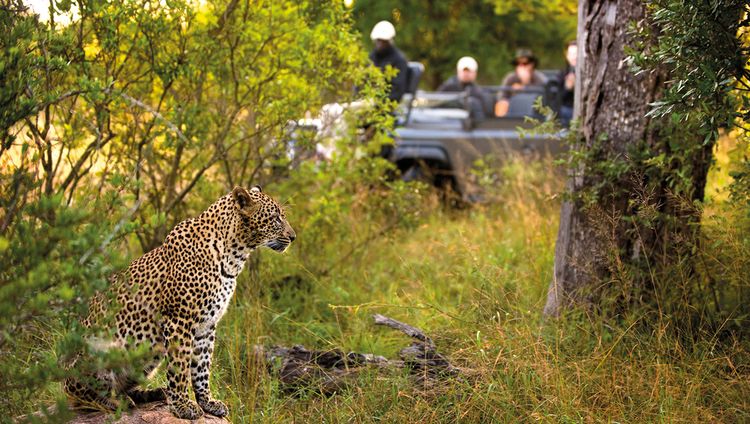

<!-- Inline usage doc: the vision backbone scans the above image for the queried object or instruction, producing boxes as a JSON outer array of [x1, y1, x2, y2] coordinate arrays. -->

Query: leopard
[[64, 186, 295, 419]]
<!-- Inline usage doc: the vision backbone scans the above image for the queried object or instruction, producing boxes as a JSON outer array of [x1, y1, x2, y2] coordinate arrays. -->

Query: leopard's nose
[[288, 229, 296, 242]]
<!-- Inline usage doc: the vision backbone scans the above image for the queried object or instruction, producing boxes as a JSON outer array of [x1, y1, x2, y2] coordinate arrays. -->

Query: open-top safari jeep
[[391, 62, 567, 202]]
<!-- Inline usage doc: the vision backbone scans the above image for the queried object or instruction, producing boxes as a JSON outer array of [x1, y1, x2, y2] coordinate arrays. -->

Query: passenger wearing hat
[[495, 48, 548, 117], [438, 56, 493, 119], [368, 20, 410, 103]]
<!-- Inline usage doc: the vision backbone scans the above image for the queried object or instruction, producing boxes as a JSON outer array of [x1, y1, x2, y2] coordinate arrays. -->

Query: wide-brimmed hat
[[512, 48, 538, 66]]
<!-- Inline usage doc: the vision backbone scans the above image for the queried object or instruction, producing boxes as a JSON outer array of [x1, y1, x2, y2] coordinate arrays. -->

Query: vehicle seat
[[506, 92, 541, 118], [406, 62, 424, 95], [402, 62, 424, 124]]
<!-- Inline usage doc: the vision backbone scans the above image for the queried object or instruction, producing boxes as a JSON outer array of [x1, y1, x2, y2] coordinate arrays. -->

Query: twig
[[118, 92, 192, 147], [372, 314, 435, 347], [79, 198, 142, 265]]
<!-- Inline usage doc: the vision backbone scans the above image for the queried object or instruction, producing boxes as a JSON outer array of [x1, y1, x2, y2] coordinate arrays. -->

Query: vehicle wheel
[[436, 176, 466, 208], [401, 163, 432, 185]]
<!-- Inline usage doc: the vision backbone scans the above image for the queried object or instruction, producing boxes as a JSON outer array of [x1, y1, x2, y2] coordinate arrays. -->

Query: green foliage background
[[0, 0, 389, 418]]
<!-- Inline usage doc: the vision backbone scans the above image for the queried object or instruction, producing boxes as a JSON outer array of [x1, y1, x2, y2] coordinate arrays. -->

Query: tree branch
[[119, 92, 192, 147]]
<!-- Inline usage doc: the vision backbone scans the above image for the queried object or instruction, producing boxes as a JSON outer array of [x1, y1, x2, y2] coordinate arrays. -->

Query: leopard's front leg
[[192, 325, 228, 417], [163, 314, 203, 419]]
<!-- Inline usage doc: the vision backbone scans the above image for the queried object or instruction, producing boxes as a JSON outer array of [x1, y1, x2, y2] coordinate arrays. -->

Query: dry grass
[[12, 149, 748, 422], [210, 154, 749, 423]]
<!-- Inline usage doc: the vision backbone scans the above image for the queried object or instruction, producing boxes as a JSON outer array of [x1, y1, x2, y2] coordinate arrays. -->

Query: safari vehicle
[[392, 62, 567, 202]]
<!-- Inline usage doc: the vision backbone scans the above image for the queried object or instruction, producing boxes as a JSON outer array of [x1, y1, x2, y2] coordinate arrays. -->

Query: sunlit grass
[[210, 154, 748, 423], [13, 152, 748, 422], [705, 131, 741, 203]]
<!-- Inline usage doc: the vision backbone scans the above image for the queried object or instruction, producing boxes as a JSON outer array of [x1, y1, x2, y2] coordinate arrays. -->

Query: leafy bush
[[0, 0, 391, 417]]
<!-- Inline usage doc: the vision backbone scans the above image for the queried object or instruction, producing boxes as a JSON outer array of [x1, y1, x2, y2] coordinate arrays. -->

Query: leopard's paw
[[170, 399, 203, 420], [198, 398, 228, 417]]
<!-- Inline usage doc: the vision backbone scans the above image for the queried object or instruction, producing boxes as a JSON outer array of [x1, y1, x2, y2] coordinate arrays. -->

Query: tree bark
[[544, 0, 708, 316]]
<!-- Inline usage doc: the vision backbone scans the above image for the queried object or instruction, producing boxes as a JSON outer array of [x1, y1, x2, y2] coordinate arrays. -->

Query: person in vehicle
[[494, 49, 548, 117], [438, 56, 493, 119], [557, 40, 577, 126], [368, 20, 409, 103]]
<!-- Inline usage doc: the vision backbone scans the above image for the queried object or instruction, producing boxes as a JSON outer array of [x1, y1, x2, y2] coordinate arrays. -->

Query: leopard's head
[[232, 186, 295, 252]]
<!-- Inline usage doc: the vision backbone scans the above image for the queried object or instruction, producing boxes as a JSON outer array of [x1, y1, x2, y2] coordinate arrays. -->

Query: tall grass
[[209, 152, 749, 423], [10, 150, 749, 422]]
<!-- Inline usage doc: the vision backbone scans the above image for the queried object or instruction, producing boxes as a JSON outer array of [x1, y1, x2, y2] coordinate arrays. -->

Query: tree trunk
[[544, 0, 710, 316]]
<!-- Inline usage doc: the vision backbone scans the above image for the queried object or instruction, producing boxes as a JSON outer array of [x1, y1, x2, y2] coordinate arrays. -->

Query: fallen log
[[257, 314, 462, 394], [372, 313, 461, 381]]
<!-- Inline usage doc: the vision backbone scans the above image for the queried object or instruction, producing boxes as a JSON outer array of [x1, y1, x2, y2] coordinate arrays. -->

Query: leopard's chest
[[194, 236, 248, 335], [197, 275, 237, 335]]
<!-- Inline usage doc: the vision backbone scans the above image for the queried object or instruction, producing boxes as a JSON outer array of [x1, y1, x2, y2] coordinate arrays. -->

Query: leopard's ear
[[232, 186, 259, 214]]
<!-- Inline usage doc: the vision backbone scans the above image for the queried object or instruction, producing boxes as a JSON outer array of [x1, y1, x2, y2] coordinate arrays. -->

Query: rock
[[66, 402, 230, 424]]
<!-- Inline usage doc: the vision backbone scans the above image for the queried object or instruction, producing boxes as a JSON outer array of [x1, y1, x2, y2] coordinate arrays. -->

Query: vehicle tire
[[401, 163, 432, 185]]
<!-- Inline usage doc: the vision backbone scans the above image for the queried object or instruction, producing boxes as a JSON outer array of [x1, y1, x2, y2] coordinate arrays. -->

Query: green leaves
[[0, 188, 134, 416], [0, 0, 397, 416], [635, 1, 746, 140]]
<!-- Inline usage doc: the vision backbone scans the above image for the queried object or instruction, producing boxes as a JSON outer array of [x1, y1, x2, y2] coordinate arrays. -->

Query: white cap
[[370, 20, 396, 41], [457, 56, 478, 72]]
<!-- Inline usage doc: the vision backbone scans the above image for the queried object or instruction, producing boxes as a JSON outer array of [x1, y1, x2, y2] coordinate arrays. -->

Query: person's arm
[[495, 99, 509, 117], [564, 71, 575, 91], [495, 73, 514, 117]]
